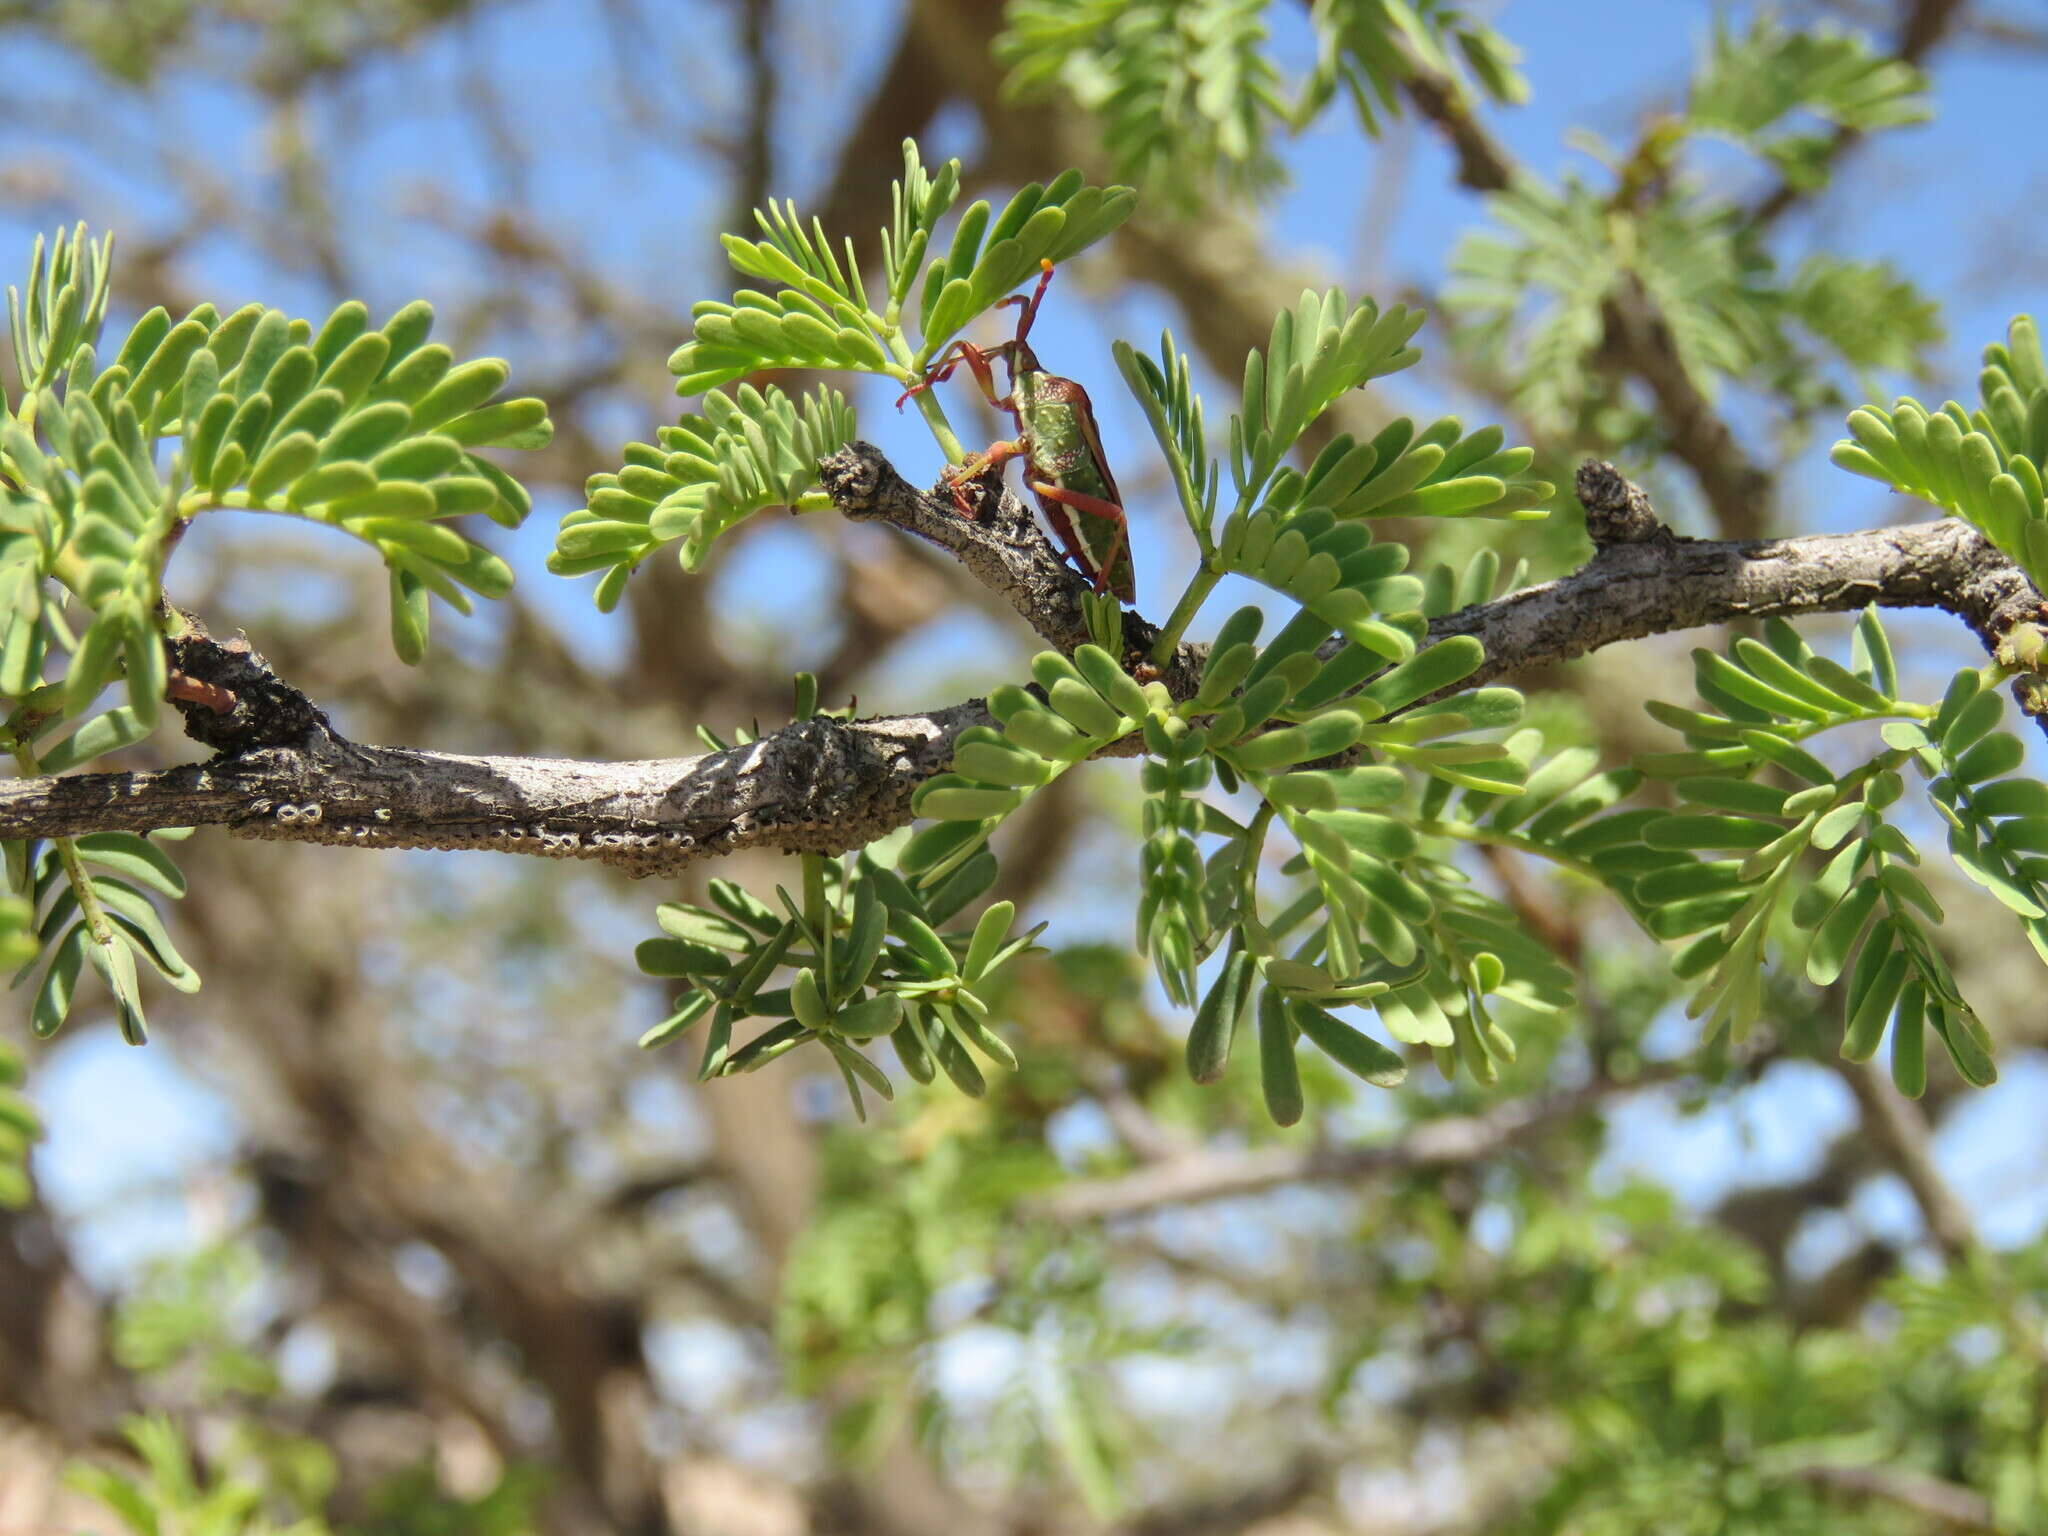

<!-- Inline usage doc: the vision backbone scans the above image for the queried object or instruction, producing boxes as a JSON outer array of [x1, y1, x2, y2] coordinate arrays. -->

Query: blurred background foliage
[[4, 0, 2048, 1533]]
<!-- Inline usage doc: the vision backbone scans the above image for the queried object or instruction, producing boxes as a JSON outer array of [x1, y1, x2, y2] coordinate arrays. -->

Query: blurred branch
[[598, 0, 698, 152], [459, 14, 534, 205], [1944, 6, 2048, 51], [250, 1152, 531, 1463], [1778, 1462, 1997, 1531], [1831, 1059, 1979, 1261], [731, 0, 778, 225], [1751, 0, 1971, 226], [1393, 30, 1783, 535], [817, 3, 953, 246], [263, 92, 348, 292], [987, 775, 1085, 909], [0, 1201, 129, 1445], [1119, 1453, 1329, 1536], [1395, 0, 1969, 238], [1830, 1059, 2048, 1378], [1033, 1071, 1680, 1223], [1093, 1077, 1200, 1165], [1399, 56, 1516, 194], [177, 834, 671, 1530], [1595, 277, 1776, 538]]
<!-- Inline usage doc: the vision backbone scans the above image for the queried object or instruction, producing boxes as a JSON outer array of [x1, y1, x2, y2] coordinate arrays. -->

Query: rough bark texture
[[1433, 509, 2046, 692], [0, 698, 984, 875], [820, 439, 1099, 653], [1, 449, 2041, 867]]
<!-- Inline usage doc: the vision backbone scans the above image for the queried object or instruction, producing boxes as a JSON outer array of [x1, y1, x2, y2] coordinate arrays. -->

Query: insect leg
[[1028, 480, 1132, 599], [1003, 259, 1058, 347], [942, 437, 1031, 518], [896, 339, 1016, 412]]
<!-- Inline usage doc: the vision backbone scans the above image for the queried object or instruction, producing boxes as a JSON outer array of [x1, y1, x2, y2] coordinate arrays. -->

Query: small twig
[[819, 440, 1096, 654], [164, 672, 237, 717]]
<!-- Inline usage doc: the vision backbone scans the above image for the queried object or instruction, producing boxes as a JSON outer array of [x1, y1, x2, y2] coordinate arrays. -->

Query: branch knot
[[817, 440, 882, 512], [1575, 460, 1673, 547], [166, 625, 332, 756]]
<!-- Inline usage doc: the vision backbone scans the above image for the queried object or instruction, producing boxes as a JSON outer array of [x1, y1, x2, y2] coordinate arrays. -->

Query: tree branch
[[1397, 63, 1781, 538], [1749, 0, 1971, 227], [818, 440, 1103, 655], [1778, 1462, 1997, 1532], [1, 448, 2041, 859], [1401, 0, 1974, 526], [1597, 278, 1777, 539], [1434, 497, 2046, 701], [1399, 59, 1514, 194], [1031, 1072, 1676, 1223], [0, 689, 984, 874], [1119, 1453, 1328, 1536], [1831, 1059, 1979, 1261]]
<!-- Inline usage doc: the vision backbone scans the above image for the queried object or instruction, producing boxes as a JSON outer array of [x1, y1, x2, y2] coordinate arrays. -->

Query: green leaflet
[[1833, 317, 2048, 590], [3, 228, 551, 712], [1688, 13, 1930, 187], [627, 846, 1043, 1111], [10, 835, 193, 1042], [917, 170, 1137, 360], [554, 382, 854, 607]]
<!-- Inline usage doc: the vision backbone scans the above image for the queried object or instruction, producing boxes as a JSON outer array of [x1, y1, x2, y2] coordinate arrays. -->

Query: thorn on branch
[[165, 671, 237, 716], [1575, 459, 1674, 547]]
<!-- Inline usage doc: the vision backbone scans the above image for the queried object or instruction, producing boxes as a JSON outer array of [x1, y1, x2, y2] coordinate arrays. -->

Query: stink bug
[[901, 260, 1134, 602]]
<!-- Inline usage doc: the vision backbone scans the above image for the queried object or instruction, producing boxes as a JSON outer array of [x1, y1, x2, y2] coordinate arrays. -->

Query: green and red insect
[[901, 259, 1134, 602]]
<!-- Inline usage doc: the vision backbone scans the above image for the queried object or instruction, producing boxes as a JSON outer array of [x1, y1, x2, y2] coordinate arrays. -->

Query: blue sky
[[14, 0, 2048, 1306]]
